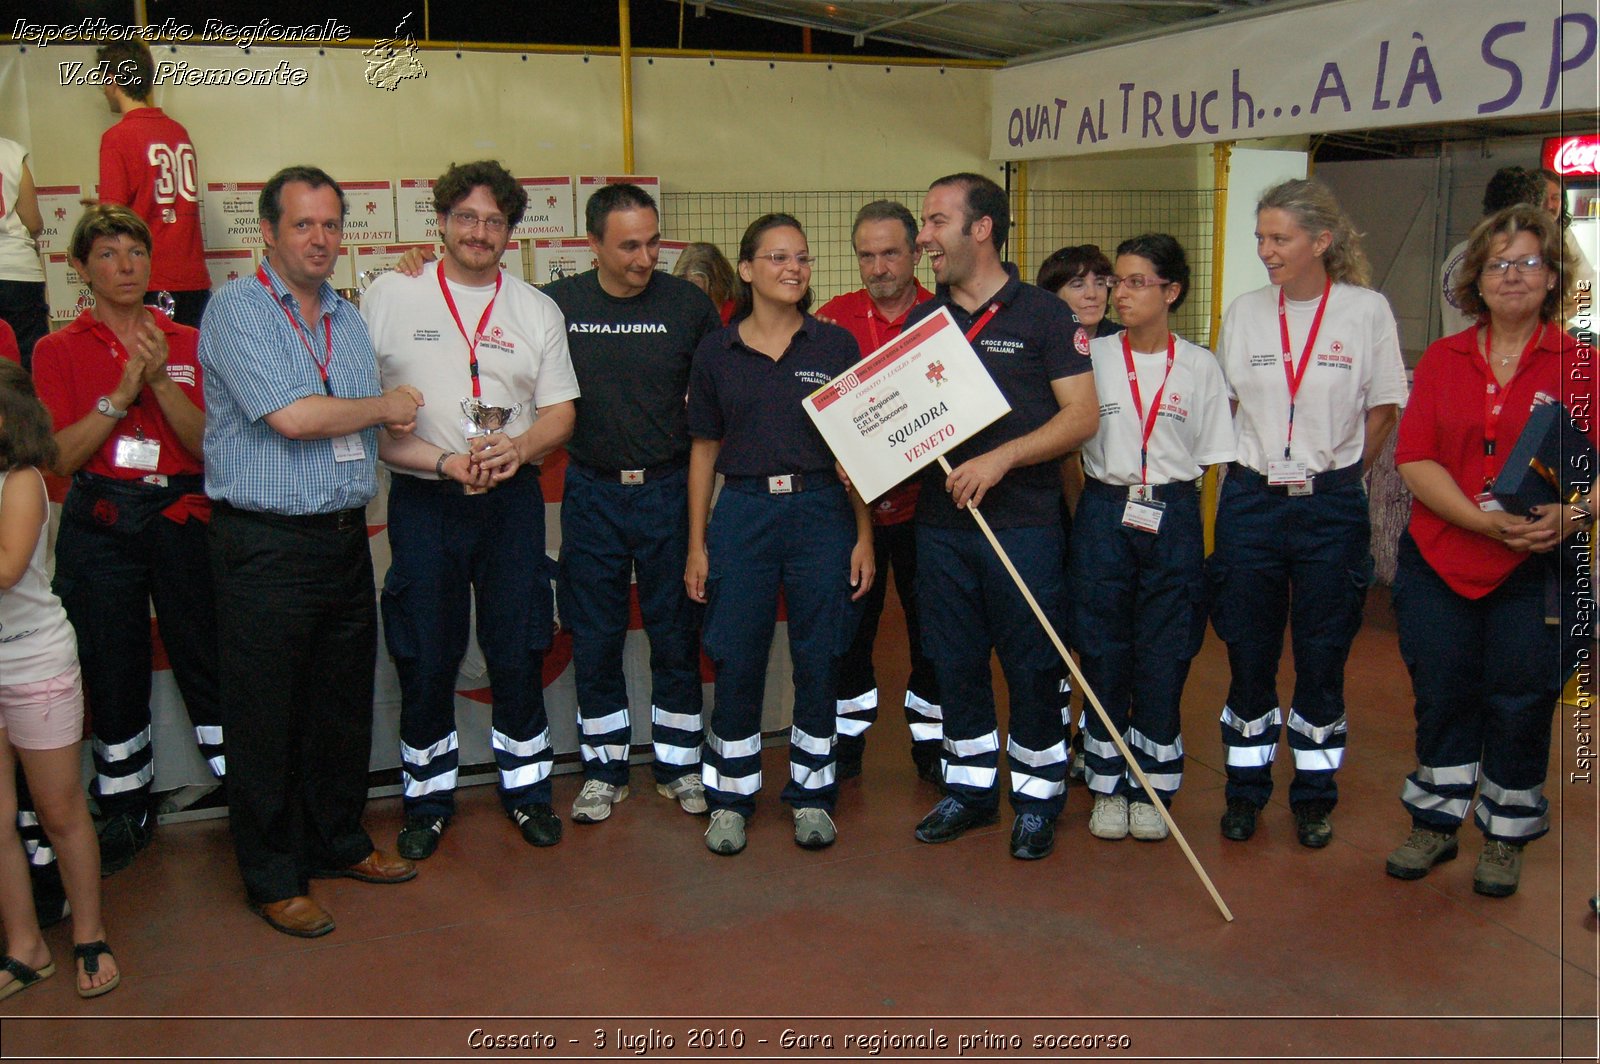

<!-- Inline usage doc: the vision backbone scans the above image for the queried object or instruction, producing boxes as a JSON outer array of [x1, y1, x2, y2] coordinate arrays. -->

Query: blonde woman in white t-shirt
[[0, 361, 119, 1001], [1210, 179, 1408, 850]]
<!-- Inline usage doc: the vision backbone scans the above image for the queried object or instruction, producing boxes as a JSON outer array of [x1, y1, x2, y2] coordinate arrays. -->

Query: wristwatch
[[96, 396, 129, 420], [435, 451, 456, 478]]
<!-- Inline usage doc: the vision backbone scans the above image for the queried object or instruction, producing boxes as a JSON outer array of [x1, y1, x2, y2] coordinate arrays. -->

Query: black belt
[[1082, 477, 1198, 502], [722, 472, 838, 495], [1227, 461, 1364, 495], [571, 457, 686, 485], [213, 498, 367, 531]]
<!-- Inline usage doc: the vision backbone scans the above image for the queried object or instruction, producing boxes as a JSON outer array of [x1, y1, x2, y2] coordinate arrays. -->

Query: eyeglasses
[[1111, 274, 1171, 291], [1483, 255, 1545, 277], [752, 251, 816, 268], [1065, 276, 1115, 291], [449, 211, 509, 233]]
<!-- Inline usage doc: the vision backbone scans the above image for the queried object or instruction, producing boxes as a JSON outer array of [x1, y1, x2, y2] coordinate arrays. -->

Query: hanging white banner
[[992, 0, 1598, 160]]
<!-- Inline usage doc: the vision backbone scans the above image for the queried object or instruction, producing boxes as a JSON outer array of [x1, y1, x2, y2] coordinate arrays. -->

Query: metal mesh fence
[[661, 187, 1216, 342]]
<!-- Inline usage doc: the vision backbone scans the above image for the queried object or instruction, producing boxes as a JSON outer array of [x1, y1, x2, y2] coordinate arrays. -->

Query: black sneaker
[[914, 795, 999, 844], [910, 743, 941, 785], [1219, 797, 1258, 842], [836, 734, 866, 781], [1292, 800, 1334, 849], [397, 814, 449, 860], [97, 811, 153, 877], [510, 803, 562, 847], [1009, 812, 1055, 860]]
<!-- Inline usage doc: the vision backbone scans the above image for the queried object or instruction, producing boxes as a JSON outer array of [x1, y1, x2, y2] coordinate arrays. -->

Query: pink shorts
[[0, 665, 85, 750]]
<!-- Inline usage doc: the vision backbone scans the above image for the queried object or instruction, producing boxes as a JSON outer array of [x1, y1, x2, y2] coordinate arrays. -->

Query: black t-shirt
[[543, 269, 722, 470], [687, 315, 861, 477], [908, 263, 1092, 529]]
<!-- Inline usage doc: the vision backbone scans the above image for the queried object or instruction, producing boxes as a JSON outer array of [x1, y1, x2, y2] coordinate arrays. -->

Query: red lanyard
[[93, 320, 149, 438], [257, 265, 334, 395], [1122, 332, 1177, 485], [437, 265, 502, 399], [964, 302, 1001, 343], [1476, 322, 1543, 483], [1276, 277, 1332, 459]]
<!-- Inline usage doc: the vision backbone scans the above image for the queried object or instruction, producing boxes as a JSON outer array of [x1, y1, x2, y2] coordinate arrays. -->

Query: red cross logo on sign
[[366, 201, 377, 214], [547, 196, 558, 208], [926, 361, 946, 385]]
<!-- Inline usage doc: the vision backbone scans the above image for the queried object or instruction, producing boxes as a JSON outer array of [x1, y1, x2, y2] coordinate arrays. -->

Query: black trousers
[[209, 504, 377, 904]]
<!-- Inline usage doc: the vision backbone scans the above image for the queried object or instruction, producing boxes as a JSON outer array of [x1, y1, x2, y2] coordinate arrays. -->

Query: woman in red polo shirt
[[31, 206, 222, 876], [1387, 203, 1594, 898]]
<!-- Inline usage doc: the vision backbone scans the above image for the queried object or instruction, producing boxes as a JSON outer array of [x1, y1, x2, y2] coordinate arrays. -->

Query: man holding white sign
[[904, 173, 1097, 861]]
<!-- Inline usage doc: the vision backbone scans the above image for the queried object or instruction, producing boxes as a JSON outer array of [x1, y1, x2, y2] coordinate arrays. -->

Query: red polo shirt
[[0, 320, 17, 364], [818, 282, 933, 522], [1395, 323, 1595, 598], [32, 309, 206, 481], [99, 108, 210, 292]]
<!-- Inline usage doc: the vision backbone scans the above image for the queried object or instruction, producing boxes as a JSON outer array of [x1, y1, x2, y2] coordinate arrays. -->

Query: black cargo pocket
[[380, 572, 419, 663]]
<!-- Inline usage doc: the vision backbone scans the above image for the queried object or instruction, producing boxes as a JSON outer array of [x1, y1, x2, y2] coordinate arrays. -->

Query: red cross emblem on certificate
[[366, 201, 377, 214], [926, 361, 946, 385]]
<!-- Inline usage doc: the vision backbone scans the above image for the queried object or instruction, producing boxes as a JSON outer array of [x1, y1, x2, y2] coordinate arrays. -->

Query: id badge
[[113, 435, 161, 471], [1267, 460, 1308, 486], [1122, 498, 1165, 533], [331, 434, 366, 463], [1475, 491, 1505, 513]]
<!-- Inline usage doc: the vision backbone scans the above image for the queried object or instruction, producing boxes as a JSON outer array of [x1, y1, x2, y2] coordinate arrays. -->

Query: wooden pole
[[938, 456, 1234, 922]]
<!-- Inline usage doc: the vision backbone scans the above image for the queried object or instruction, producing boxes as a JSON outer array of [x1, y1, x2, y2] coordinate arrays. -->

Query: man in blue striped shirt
[[199, 164, 426, 939]]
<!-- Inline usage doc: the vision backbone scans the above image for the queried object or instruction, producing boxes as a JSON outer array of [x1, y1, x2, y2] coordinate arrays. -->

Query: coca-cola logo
[[1545, 136, 1600, 177]]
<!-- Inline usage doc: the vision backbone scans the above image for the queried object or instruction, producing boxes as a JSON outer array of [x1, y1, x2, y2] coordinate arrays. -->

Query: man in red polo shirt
[[817, 200, 942, 785], [92, 41, 211, 329]]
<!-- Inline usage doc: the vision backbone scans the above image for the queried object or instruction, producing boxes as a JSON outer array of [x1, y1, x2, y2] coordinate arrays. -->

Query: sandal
[[72, 941, 119, 1000], [0, 955, 56, 1001]]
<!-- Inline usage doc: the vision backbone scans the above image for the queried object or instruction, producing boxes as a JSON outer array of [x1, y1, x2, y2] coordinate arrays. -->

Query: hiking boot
[[1088, 794, 1129, 840], [1385, 827, 1458, 880], [1129, 800, 1170, 841], [704, 809, 746, 855], [1473, 839, 1524, 897], [1220, 797, 1258, 842], [793, 808, 836, 849], [396, 814, 448, 860], [571, 780, 628, 824], [1292, 800, 1334, 849], [656, 773, 708, 815]]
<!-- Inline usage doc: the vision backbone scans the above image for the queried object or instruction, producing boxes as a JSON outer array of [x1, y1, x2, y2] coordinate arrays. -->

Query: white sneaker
[[571, 780, 628, 823], [1089, 794, 1129, 840], [656, 773, 709, 815], [1128, 800, 1169, 841], [704, 809, 747, 855]]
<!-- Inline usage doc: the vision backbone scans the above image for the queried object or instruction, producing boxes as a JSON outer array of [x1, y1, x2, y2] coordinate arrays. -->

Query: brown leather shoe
[[254, 896, 335, 938], [311, 849, 418, 885]]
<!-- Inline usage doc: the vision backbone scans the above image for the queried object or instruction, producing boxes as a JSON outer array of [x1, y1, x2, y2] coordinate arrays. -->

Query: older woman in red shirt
[[1387, 203, 1593, 898]]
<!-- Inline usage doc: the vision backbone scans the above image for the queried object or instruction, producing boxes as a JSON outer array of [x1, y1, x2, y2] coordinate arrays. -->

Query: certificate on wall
[[340, 181, 398, 245], [34, 186, 85, 256], [532, 238, 595, 287], [204, 248, 255, 290], [202, 182, 266, 249], [353, 243, 434, 291], [44, 253, 90, 319], [805, 307, 1012, 503], [518, 177, 575, 237], [656, 239, 687, 274], [575, 175, 662, 230], [395, 179, 438, 244]]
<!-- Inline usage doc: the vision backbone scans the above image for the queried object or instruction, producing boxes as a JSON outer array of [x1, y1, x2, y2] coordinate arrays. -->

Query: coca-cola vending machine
[[1542, 134, 1600, 307]]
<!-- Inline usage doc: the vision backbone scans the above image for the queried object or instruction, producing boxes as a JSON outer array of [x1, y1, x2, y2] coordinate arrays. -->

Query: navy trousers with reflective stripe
[[1394, 534, 1569, 843], [1069, 486, 1204, 805], [701, 482, 856, 818], [1208, 471, 1370, 808], [559, 464, 704, 787], [382, 469, 553, 817], [835, 517, 941, 748], [54, 506, 223, 819], [917, 522, 1068, 817]]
